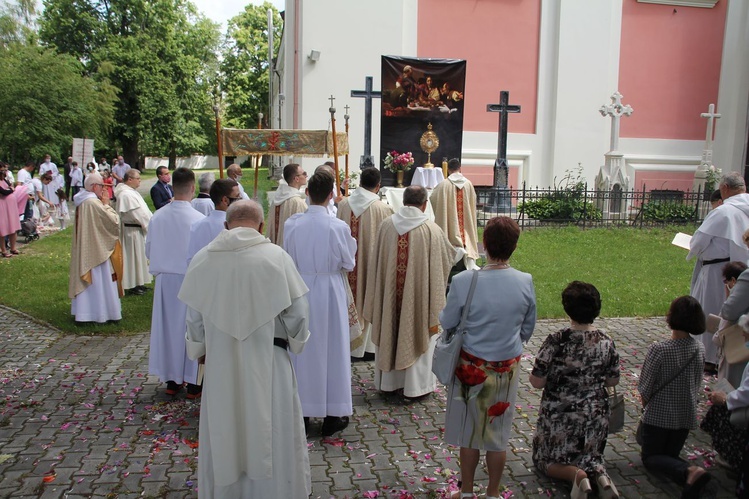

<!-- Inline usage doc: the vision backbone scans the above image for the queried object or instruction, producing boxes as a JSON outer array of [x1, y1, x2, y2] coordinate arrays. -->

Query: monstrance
[[419, 122, 439, 169]]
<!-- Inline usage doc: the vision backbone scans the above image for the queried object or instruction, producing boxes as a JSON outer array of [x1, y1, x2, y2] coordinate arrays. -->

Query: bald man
[[226, 163, 250, 200], [180, 200, 312, 497]]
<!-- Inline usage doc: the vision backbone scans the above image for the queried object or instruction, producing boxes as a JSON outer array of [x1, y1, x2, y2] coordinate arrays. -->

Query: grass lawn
[[0, 174, 699, 334]]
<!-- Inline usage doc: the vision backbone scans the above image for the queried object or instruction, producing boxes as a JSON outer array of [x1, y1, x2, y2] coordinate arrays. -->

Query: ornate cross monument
[[351, 76, 382, 168], [485, 90, 521, 211], [693, 103, 722, 192], [597, 91, 633, 192]]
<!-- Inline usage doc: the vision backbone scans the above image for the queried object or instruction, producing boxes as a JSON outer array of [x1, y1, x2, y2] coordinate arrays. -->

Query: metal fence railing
[[474, 183, 709, 228]]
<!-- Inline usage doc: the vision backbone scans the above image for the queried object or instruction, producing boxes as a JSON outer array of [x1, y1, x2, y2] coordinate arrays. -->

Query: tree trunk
[[122, 138, 139, 172], [168, 140, 177, 170]]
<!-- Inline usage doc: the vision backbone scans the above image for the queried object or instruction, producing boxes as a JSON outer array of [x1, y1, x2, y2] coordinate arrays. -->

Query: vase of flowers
[[384, 150, 414, 187]]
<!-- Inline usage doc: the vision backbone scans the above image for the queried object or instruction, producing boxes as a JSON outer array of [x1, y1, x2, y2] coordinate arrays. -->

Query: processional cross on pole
[[487, 91, 521, 189], [351, 76, 382, 168]]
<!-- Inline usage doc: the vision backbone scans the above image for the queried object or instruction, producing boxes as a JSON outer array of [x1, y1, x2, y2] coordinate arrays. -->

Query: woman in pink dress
[[0, 162, 20, 257]]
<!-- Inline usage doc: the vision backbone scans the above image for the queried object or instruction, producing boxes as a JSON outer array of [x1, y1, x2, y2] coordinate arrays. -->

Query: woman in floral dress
[[441, 217, 537, 499], [530, 281, 621, 499]]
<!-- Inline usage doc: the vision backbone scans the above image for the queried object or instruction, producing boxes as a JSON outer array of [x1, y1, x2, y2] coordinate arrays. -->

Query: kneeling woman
[[530, 281, 621, 499]]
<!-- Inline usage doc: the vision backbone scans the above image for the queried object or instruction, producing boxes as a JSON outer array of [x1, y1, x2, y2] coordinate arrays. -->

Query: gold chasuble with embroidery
[[430, 174, 479, 260], [363, 218, 455, 372]]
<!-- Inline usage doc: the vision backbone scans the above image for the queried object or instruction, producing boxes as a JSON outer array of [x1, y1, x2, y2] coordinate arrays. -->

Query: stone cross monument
[[597, 91, 633, 192], [485, 90, 521, 212], [694, 103, 722, 192], [351, 76, 382, 168]]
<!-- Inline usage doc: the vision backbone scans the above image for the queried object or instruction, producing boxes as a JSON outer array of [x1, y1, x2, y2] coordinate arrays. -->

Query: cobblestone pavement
[[0, 305, 736, 498]]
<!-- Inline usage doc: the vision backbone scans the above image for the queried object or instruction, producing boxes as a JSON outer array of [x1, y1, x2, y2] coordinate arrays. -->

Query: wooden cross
[[486, 91, 521, 188], [351, 76, 382, 168], [599, 91, 633, 153]]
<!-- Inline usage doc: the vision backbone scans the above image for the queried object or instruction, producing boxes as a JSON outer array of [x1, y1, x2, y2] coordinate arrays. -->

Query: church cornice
[[637, 0, 719, 8]]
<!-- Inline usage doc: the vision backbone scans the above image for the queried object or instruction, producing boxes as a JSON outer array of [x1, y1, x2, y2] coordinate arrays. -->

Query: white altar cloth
[[410, 167, 444, 189]]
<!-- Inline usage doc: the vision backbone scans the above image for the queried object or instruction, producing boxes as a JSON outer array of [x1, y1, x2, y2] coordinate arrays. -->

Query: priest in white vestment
[[266, 163, 307, 245], [114, 170, 152, 295], [186, 179, 239, 265], [180, 200, 311, 499], [146, 167, 205, 397], [191, 172, 215, 216], [39, 155, 69, 229], [69, 172, 123, 323], [430, 158, 479, 270], [337, 167, 394, 360], [689, 172, 749, 369], [227, 163, 250, 200], [284, 169, 357, 436], [364, 185, 456, 398]]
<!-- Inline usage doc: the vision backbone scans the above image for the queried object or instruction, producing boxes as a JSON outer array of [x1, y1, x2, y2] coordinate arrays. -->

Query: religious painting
[[380, 56, 467, 186]]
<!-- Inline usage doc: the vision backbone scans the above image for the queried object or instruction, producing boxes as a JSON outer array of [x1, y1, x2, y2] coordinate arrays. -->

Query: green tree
[[0, 0, 38, 47], [221, 2, 281, 129], [38, 0, 220, 167], [0, 44, 116, 163]]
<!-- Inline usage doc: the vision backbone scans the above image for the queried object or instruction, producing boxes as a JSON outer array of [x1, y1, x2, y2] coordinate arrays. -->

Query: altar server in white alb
[[180, 200, 311, 498], [69, 172, 123, 323], [186, 178, 239, 265], [284, 170, 357, 436], [147, 167, 205, 398], [430, 158, 479, 270], [689, 171, 749, 372], [364, 185, 456, 398], [191, 172, 215, 216], [336, 167, 394, 360], [266, 163, 307, 245], [114, 169, 152, 296]]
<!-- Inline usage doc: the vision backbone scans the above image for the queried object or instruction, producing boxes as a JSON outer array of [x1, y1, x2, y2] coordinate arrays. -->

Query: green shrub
[[519, 166, 602, 222], [641, 201, 696, 223]]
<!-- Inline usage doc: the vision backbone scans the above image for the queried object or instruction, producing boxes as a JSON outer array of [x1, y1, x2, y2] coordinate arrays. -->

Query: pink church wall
[[619, 0, 726, 140], [633, 170, 696, 192], [463, 165, 519, 189], [416, 0, 541, 135]]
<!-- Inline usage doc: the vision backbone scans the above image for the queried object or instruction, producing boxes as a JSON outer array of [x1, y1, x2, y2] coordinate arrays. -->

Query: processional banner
[[221, 128, 348, 157], [380, 56, 467, 186]]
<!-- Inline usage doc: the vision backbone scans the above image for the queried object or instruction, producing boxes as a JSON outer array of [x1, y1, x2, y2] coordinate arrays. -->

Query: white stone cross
[[700, 103, 721, 151], [599, 91, 633, 153]]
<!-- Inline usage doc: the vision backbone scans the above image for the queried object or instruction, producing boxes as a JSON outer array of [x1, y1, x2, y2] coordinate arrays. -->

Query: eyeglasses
[[297, 171, 308, 177], [227, 196, 242, 205]]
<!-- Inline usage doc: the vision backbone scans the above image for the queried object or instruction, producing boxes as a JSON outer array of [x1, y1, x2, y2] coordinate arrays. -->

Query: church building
[[275, 0, 749, 192]]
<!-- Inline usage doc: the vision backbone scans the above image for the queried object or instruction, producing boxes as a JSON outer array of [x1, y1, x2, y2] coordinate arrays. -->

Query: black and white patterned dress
[[531, 328, 620, 476]]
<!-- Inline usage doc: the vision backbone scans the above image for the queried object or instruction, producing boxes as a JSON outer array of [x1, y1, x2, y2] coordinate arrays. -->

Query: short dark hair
[[283, 163, 301, 184], [156, 166, 169, 177], [447, 158, 461, 172], [562, 281, 601, 324], [403, 185, 427, 206], [360, 168, 381, 190], [666, 295, 706, 336], [209, 178, 238, 206], [710, 189, 722, 203], [25, 160, 35, 169], [307, 170, 334, 203], [72, 161, 78, 167], [171, 167, 194, 191], [483, 216, 520, 261], [723, 261, 748, 281]]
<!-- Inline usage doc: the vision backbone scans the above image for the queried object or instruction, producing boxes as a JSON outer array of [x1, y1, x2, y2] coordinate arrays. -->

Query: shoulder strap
[[643, 348, 700, 407], [457, 270, 479, 333]]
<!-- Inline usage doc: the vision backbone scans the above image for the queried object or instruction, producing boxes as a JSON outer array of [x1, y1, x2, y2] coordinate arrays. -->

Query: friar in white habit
[[146, 167, 205, 398], [69, 172, 123, 323], [689, 171, 749, 372], [430, 158, 479, 271], [114, 169, 152, 296], [180, 200, 312, 498], [284, 169, 357, 436], [266, 163, 307, 245], [186, 178, 239, 265], [364, 185, 456, 398], [336, 167, 394, 360]]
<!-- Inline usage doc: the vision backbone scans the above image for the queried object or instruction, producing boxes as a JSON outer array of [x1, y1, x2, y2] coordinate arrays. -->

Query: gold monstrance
[[419, 122, 439, 169]]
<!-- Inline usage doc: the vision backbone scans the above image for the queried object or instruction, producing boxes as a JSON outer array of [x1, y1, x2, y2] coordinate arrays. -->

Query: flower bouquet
[[383, 151, 414, 173]]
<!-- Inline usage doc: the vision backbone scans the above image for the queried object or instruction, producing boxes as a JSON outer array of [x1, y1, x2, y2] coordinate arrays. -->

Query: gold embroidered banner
[[221, 128, 349, 157]]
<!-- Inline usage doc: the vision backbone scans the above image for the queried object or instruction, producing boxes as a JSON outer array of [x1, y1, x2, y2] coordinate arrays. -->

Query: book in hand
[[672, 232, 692, 250]]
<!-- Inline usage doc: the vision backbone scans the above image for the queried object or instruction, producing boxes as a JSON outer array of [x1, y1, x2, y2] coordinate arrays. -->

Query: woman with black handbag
[[638, 296, 715, 498]]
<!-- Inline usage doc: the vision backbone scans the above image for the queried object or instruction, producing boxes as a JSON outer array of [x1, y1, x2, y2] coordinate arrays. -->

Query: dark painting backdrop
[[380, 55, 467, 186]]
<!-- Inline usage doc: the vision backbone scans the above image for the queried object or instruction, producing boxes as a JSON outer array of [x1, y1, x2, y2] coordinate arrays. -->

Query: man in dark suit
[[150, 166, 173, 210]]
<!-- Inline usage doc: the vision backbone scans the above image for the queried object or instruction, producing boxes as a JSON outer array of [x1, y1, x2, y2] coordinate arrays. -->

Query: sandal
[[9, 250, 18, 255]]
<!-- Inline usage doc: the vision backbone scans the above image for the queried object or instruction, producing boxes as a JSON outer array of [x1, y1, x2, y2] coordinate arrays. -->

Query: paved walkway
[[0, 306, 736, 498]]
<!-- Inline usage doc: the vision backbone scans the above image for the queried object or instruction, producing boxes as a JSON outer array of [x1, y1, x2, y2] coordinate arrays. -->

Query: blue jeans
[[640, 423, 690, 485]]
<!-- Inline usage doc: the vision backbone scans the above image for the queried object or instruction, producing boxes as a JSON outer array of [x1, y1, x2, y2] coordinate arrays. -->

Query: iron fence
[[474, 183, 710, 228]]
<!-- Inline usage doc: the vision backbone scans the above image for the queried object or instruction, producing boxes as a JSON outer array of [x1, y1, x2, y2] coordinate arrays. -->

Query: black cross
[[486, 91, 521, 189], [351, 76, 382, 168]]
